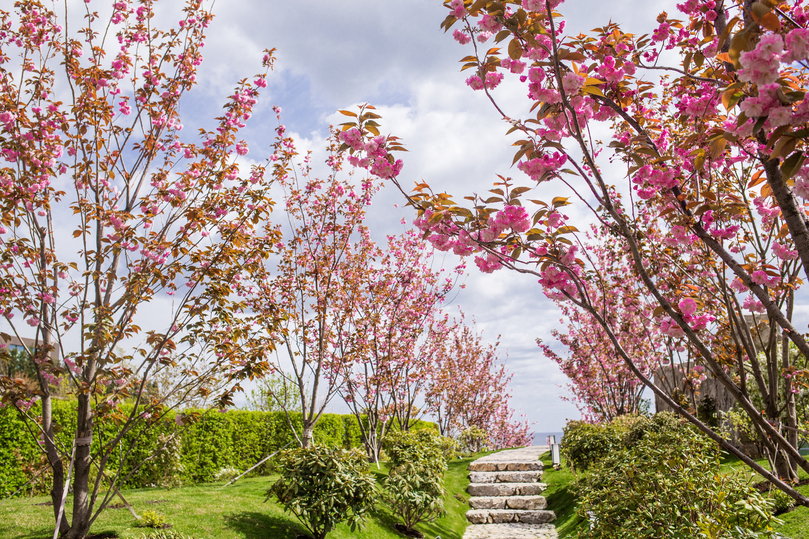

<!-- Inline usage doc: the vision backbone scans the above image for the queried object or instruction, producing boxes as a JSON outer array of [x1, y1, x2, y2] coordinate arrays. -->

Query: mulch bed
[[752, 479, 809, 515], [753, 478, 809, 492], [394, 523, 424, 538]]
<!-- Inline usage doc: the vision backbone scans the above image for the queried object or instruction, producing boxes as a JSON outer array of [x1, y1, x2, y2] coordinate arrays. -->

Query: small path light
[[551, 443, 561, 469]]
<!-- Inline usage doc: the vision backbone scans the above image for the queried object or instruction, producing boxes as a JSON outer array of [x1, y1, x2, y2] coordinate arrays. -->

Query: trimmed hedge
[[0, 401, 428, 497]]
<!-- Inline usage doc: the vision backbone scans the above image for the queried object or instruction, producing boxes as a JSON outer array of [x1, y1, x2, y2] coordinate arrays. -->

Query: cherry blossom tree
[[425, 312, 532, 449], [538, 225, 671, 423], [0, 1, 281, 536], [241, 113, 381, 449], [341, 0, 809, 504], [338, 228, 459, 463]]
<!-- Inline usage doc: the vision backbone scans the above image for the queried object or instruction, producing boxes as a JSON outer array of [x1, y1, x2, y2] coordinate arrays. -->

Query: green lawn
[[537, 452, 585, 538], [718, 454, 809, 539], [0, 454, 481, 539]]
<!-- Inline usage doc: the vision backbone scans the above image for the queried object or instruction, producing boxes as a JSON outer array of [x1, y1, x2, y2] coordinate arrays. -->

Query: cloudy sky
[[0, 0, 683, 434], [166, 0, 679, 433]]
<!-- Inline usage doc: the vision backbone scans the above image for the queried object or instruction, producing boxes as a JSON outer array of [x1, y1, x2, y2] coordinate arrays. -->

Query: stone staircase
[[463, 446, 557, 539]]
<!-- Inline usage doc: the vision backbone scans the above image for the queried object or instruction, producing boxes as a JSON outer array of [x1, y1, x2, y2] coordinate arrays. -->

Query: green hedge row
[[0, 400, 432, 497]]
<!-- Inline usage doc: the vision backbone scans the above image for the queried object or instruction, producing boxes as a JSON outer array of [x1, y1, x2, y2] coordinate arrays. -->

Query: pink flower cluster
[[475, 252, 502, 273], [631, 165, 678, 199], [743, 294, 766, 313], [738, 29, 809, 87], [339, 128, 404, 180], [414, 205, 529, 261], [449, 0, 466, 19], [659, 297, 715, 337], [517, 152, 567, 182], [466, 72, 505, 91], [453, 29, 472, 45], [773, 242, 798, 260]]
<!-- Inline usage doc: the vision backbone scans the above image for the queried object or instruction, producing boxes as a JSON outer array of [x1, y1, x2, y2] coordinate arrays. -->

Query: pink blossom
[[562, 72, 585, 95], [794, 167, 809, 199], [660, 318, 685, 338], [547, 212, 565, 229], [773, 242, 798, 260], [466, 74, 484, 90], [739, 34, 783, 86], [750, 270, 769, 285], [338, 128, 364, 152], [501, 57, 526, 74], [767, 106, 794, 127], [495, 205, 531, 233], [475, 252, 503, 273], [485, 72, 504, 89], [743, 294, 766, 313], [478, 14, 503, 34], [453, 29, 472, 45], [784, 28, 809, 63], [27, 317, 40, 327], [517, 152, 567, 181], [730, 278, 748, 293], [449, 0, 467, 19], [678, 297, 697, 316]]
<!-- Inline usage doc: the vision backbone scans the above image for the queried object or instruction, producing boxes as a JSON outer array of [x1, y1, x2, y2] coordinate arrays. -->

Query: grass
[[537, 452, 584, 538], [0, 454, 482, 539], [719, 453, 809, 539]]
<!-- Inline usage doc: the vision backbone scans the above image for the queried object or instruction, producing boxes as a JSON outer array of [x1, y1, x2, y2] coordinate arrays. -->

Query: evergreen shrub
[[0, 402, 430, 496], [575, 413, 779, 539]]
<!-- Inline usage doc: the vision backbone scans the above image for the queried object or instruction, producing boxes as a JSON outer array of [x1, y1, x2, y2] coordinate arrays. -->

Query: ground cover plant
[[0, 452, 480, 539]]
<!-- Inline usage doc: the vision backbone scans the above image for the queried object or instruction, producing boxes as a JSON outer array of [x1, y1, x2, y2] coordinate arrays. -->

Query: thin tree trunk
[[69, 392, 94, 538], [301, 423, 314, 449]]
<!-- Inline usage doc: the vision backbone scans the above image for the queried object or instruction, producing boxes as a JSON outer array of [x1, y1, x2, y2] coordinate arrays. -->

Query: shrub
[[384, 429, 447, 468], [460, 426, 488, 453], [267, 445, 376, 539], [575, 413, 779, 539], [213, 466, 241, 482], [141, 432, 184, 489], [137, 531, 202, 539], [384, 462, 445, 534], [768, 488, 795, 515], [560, 420, 617, 473], [383, 429, 448, 534], [136, 509, 168, 529]]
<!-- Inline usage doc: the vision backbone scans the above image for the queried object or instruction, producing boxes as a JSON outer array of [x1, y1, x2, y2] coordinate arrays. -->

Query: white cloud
[[7, 0, 695, 432]]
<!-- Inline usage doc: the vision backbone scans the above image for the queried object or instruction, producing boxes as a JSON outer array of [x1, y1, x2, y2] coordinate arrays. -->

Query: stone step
[[467, 482, 547, 497], [469, 495, 548, 510], [466, 509, 557, 525], [469, 471, 543, 484], [469, 461, 544, 472], [463, 523, 558, 539]]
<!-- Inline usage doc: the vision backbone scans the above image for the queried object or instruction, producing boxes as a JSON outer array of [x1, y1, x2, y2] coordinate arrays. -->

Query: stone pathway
[[463, 446, 557, 539]]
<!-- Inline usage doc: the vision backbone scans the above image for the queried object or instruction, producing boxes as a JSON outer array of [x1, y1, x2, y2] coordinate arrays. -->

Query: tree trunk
[[42, 393, 70, 537], [67, 393, 94, 538], [301, 424, 314, 449]]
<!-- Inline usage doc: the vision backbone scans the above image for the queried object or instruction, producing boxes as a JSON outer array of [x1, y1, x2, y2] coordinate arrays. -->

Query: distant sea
[[532, 431, 564, 446]]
